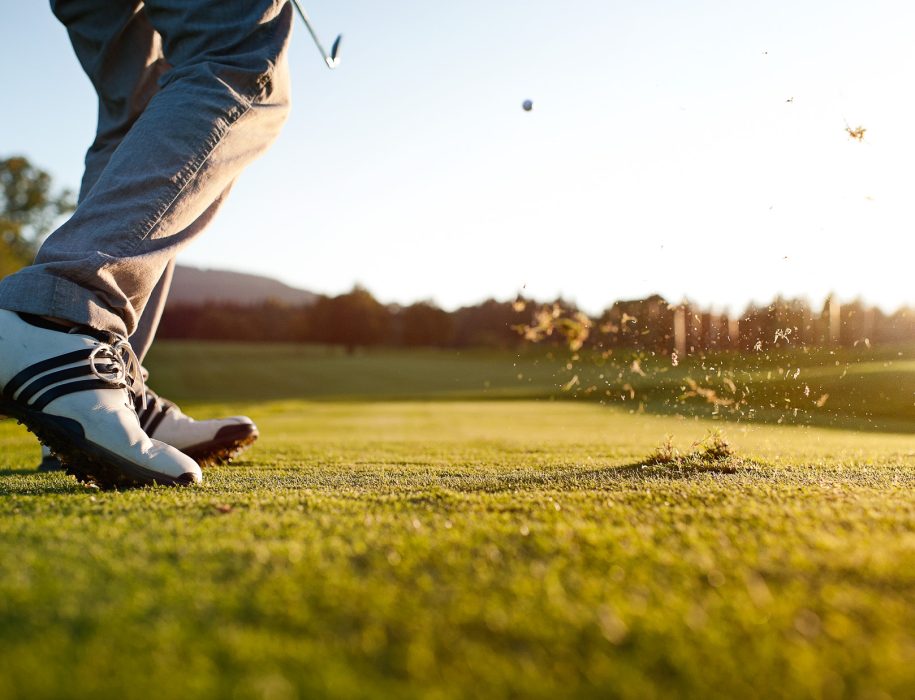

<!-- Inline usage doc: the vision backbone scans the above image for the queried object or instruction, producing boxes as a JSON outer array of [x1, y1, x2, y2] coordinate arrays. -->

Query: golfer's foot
[[136, 388, 259, 466], [0, 310, 201, 488], [39, 384, 258, 470]]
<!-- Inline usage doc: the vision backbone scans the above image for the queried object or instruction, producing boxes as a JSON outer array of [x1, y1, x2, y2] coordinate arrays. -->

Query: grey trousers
[[0, 0, 293, 346]]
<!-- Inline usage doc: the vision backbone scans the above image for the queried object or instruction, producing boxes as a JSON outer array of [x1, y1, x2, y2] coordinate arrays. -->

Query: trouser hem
[[0, 271, 128, 336]]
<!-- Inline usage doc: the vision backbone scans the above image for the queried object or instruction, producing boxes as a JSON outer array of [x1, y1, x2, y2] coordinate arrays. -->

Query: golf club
[[290, 0, 342, 69]]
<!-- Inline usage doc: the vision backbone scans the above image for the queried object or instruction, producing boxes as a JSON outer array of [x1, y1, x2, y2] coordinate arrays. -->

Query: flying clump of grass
[[644, 429, 740, 473]]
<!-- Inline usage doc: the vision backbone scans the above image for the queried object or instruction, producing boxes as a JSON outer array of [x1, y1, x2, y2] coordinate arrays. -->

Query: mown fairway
[[1, 343, 913, 699], [146, 341, 915, 432]]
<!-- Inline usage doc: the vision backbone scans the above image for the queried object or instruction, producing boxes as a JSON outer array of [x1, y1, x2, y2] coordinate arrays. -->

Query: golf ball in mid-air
[[522, 99, 533, 112]]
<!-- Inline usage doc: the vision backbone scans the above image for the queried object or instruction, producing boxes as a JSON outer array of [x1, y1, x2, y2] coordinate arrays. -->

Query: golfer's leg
[[62, 3, 236, 361], [29, 1, 177, 471], [65, 0, 169, 357], [0, 0, 292, 336]]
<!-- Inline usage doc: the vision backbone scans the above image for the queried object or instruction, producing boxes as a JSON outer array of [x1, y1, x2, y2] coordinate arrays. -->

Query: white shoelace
[[88, 339, 148, 410]]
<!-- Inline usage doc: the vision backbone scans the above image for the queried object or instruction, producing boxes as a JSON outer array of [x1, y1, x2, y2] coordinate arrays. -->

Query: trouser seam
[[50, 276, 62, 318]]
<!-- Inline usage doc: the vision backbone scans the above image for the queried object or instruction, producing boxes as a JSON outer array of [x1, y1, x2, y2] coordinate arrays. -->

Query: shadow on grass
[[0, 454, 792, 497], [580, 460, 743, 480], [215, 460, 259, 470], [193, 458, 755, 496]]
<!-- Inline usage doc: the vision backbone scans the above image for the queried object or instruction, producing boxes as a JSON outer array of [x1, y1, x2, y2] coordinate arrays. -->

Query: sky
[[1, 0, 913, 314]]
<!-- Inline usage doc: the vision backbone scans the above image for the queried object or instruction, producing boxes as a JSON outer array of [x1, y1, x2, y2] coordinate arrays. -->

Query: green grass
[[1, 343, 914, 698], [146, 341, 915, 432]]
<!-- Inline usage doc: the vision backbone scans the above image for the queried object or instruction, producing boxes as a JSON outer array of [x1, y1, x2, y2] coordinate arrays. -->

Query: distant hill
[[167, 265, 317, 307]]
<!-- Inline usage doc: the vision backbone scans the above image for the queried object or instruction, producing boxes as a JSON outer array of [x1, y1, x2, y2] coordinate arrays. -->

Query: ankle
[[41, 316, 79, 329], [17, 313, 79, 334]]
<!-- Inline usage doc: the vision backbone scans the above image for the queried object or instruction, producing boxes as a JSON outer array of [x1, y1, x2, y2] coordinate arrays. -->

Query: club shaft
[[290, 0, 333, 62]]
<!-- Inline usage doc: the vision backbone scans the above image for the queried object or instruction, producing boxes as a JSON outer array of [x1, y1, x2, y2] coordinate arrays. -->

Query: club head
[[325, 35, 342, 68]]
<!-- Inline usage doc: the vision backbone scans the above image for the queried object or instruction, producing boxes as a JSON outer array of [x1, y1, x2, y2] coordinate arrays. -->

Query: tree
[[452, 299, 525, 349], [0, 156, 75, 277], [307, 286, 391, 351], [400, 301, 453, 347]]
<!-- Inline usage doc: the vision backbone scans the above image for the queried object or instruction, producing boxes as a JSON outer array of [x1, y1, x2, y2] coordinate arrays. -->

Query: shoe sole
[[181, 424, 259, 467], [0, 399, 198, 489], [35, 425, 260, 472]]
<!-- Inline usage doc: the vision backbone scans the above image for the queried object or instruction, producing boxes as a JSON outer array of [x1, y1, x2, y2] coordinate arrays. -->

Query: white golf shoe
[[135, 388, 258, 465], [39, 384, 258, 471], [0, 310, 202, 488]]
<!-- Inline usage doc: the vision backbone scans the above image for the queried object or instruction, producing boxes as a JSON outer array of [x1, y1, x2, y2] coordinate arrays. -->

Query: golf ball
[[522, 99, 533, 112]]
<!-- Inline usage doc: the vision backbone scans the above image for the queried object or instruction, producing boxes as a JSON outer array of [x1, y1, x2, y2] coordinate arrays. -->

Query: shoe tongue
[[17, 313, 75, 334], [70, 326, 121, 344], [17, 313, 122, 344]]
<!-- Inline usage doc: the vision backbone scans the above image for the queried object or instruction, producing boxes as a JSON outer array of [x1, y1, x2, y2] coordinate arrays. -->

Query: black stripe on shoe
[[2, 348, 128, 415], [2, 349, 95, 400], [144, 402, 173, 438], [15, 363, 120, 405], [133, 389, 177, 437], [138, 399, 158, 429], [32, 379, 127, 412]]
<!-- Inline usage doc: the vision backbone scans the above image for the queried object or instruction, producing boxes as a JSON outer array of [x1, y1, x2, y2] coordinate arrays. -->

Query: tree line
[[157, 287, 915, 353]]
